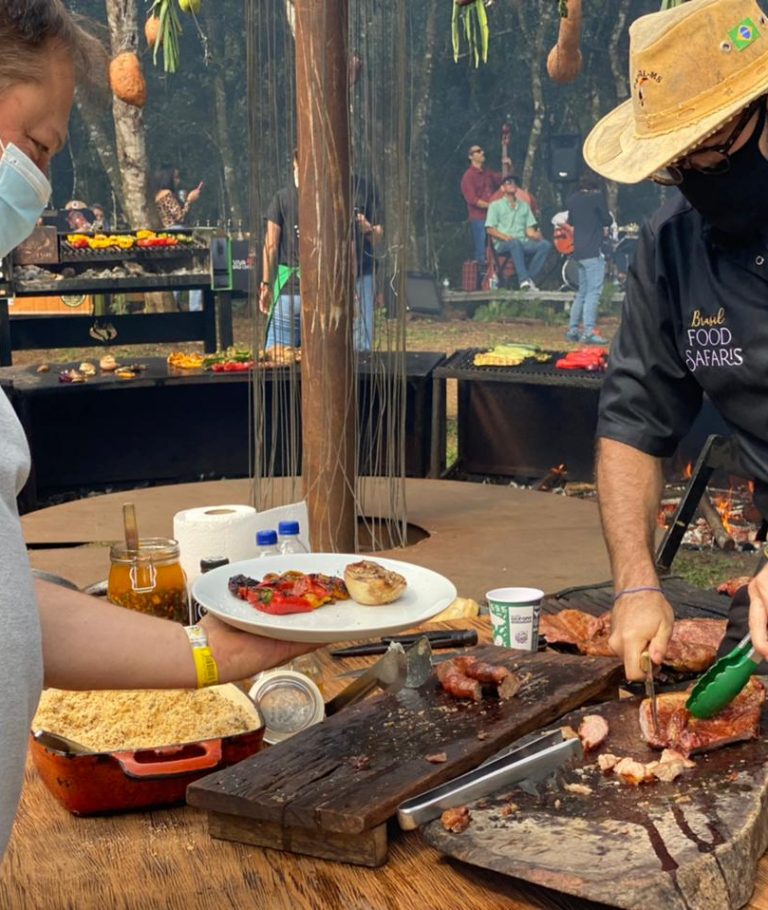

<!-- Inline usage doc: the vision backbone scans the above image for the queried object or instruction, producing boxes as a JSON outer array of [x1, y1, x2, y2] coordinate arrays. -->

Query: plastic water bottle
[[277, 521, 308, 555], [255, 529, 280, 558]]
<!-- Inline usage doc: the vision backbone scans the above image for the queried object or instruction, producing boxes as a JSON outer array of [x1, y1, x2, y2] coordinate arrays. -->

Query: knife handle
[[331, 630, 477, 658]]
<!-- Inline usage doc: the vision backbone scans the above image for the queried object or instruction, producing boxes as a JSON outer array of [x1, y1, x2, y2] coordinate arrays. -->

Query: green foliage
[[149, 0, 183, 74], [452, 0, 489, 67], [673, 551, 758, 589]]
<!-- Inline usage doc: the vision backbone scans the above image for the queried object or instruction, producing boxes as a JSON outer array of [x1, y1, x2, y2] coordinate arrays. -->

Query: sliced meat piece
[[638, 677, 765, 757], [441, 806, 471, 833], [436, 661, 481, 702], [563, 782, 593, 796], [651, 756, 689, 783], [425, 752, 448, 764], [663, 619, 727, 673], [561, 725, 579, 741], [716, 576, 751, 597], [539, 609, 605, 647], [542, 610, 725, 673], [597, 753, 620, 772], [577, 714, 609, 752], [453, 655, 509, 686], [614, 757, 656, 786], [659, 748, 695, 769], [497, 672, 524, 700]]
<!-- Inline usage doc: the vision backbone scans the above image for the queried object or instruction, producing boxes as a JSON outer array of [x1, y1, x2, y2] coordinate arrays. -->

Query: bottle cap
[[256, 529, 278, 546], [200, 556, 229, 573], [278, 520, 300, 535], [248, 670, 325, 744]]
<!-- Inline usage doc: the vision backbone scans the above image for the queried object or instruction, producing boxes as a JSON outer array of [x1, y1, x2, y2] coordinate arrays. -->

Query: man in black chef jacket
[[583, 0, 768, 680]]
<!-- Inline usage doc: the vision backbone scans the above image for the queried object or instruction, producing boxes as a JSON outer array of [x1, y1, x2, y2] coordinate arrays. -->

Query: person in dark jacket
[[583, 0, 768, 682], [565, 172, 612, 344]]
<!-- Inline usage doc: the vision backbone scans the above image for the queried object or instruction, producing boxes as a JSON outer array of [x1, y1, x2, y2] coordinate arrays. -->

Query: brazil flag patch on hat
[[729, 17, 760, 50]]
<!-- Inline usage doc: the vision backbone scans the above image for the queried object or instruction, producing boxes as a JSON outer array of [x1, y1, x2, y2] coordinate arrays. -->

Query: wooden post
[[295, 0, 356, 552]]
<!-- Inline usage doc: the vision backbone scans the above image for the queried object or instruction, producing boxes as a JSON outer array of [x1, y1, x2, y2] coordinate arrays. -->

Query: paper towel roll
[[173, 505, 259, 585]]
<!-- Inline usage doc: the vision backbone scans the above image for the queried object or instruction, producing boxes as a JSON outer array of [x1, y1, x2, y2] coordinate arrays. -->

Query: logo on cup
[[515, 630, 529, 644]]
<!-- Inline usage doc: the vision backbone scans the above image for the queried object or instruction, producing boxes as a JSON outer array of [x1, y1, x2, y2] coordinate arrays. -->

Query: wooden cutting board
[[423, 692, 768, 910], [187, 645, 623, 866]]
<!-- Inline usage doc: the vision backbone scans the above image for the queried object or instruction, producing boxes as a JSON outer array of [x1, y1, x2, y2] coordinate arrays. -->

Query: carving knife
[[640, 650, 660, 735]]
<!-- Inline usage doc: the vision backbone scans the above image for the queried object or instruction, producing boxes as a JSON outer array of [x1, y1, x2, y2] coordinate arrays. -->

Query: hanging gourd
[[452, 0, 490, 68], [144, 15, 162, 48], [547, 0, 582, 84], [109, 51, 147, 107]]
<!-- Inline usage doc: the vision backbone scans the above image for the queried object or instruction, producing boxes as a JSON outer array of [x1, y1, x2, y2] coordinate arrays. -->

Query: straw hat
[[584, 0, 768, 184]]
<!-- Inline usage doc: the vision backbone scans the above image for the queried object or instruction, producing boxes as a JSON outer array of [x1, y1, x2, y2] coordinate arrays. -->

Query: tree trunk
[[295, 0, 356, 553], [608, 5, 630, 102], [202, 4, 244, 227], [515, 1, 552, 190], [74, 90, 125, 220], [407, 0, 438, 268], [105, 0, 154, 230]]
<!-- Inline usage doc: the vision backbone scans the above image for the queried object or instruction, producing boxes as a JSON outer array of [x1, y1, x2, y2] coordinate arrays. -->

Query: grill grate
[[434, 348, 606, 387]]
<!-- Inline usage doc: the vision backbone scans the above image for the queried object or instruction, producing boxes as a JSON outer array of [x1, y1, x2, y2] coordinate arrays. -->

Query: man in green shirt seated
[[485, 176, 552, 291]]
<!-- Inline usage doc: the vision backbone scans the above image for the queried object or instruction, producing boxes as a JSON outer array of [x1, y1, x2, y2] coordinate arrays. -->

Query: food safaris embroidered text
[[684, 307, 743, 371]]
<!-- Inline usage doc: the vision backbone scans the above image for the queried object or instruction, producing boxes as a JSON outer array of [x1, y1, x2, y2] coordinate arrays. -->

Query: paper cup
[[486, 587, 543, 651]]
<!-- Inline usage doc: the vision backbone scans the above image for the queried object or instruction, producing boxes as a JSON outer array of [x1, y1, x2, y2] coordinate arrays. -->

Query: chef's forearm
[[596, 437, 664, 590]]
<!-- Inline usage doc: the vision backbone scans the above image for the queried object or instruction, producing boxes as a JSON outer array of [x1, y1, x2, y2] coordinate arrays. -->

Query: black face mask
[[678, 102, 768, 241]]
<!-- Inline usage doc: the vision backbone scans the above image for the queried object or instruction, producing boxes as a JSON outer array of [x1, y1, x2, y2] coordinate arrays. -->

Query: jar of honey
[[108, 538, 189, 623]]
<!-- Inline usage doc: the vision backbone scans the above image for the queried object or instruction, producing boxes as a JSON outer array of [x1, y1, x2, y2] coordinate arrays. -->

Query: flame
[[683, 462, 693, 479], [713, 489, 735, 534]]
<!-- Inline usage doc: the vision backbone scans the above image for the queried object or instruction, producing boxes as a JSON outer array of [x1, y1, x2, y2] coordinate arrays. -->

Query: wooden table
[[4, 617, 768, 909]]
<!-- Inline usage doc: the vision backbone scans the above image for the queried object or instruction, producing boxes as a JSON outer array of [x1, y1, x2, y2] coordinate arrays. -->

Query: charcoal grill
[[433, 348, 732, 483], [0, 229, 235, 365]]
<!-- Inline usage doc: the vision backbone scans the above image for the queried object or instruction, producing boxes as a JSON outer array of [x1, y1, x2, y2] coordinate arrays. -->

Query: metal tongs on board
[[640, 650, 660, 735], [396, 728, 583, 830]]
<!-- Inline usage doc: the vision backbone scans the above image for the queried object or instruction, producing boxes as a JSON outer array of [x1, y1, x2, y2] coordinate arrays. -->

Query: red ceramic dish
[[30, 684, 263, 816]]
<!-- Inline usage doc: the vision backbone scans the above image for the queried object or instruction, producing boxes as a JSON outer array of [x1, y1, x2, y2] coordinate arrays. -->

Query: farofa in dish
[[33, 688, 258, 752]]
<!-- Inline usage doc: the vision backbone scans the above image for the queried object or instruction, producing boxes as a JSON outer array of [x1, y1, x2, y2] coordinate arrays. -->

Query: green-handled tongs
[[685, 633, 759, 719]]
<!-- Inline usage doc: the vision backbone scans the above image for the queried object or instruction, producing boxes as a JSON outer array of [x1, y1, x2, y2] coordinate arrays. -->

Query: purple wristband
[[612, 585, 663, 603]]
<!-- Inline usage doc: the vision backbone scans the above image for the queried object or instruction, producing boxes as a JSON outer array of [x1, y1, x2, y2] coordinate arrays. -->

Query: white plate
[[192, 553, 458, 643]]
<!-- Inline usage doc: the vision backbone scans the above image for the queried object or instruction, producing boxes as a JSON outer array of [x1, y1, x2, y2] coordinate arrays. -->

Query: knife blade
[[330, 629, 477, 658], [338, 651, 456, 679], [640, 650, 660, 735], [396, 728, 582, 830]]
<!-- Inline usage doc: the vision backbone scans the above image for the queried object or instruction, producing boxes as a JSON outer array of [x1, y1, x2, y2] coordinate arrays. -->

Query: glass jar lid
[[248, 670, 325, 744], [109, 537, 181, 566]]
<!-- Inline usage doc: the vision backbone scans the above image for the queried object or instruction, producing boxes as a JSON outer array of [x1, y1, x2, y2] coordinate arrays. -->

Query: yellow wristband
[[184, 625, 219, 688]]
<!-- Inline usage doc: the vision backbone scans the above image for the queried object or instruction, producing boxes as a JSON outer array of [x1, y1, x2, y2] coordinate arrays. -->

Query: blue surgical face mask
[[0, 140, 51, 259]]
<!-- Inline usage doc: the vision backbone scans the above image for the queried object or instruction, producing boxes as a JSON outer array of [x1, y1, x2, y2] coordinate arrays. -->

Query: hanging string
[[246, 0, 410, 552]]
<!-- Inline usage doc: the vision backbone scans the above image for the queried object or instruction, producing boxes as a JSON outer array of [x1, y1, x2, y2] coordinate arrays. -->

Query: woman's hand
[[199, 613, 317, 681], [187, 181, 204, 205]]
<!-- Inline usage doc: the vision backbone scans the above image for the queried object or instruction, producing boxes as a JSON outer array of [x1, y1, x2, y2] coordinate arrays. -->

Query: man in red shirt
[[460, 144, 510, 264]]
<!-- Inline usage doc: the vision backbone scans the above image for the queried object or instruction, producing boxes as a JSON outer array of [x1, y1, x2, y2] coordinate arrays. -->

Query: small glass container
[[108, 537, 189, 624], [248, 670, 325, 744]]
